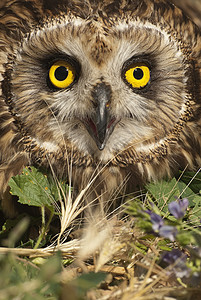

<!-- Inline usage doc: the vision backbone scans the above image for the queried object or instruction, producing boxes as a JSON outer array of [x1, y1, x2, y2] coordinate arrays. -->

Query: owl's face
[[3, 0, 200, 171]]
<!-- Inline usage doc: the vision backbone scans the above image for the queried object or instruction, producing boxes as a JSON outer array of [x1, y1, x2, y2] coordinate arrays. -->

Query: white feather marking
[[34, 139, 59, 152]]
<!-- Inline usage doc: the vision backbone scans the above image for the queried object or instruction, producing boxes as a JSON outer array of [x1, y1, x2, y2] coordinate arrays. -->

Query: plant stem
[[34, 207, 54, 249]]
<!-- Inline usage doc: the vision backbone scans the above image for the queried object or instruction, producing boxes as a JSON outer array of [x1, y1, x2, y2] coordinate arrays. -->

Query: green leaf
[[176, 231, 196, 246], [71, 272, 106, 298], [177, 181, 195, 206], [146, 178, 180, 212], [134, 241, 148, 253], [189, 195, 201, 224], [9, 167, 54, 207], [8, 166, 70, 210], [157, 240, 172, 251], [39, 252, 62, 296], [0, 252, 61, 300], [47, 174, 70, 202], [179, 171, 201, 194]]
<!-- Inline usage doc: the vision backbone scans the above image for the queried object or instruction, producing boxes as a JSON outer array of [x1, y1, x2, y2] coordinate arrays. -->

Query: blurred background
[[171, 0, 201, 28]]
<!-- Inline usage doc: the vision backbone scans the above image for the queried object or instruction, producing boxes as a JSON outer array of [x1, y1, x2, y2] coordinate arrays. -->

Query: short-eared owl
[[0, 0, 200, 216]]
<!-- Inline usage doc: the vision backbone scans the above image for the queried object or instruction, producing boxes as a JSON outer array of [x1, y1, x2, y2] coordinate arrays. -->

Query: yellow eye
[[124, 65, 150, 89], [49, 60, 75, 89]]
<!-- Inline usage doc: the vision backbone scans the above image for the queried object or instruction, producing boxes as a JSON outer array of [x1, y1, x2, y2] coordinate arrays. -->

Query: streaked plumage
[[0, 0, 200, 216]]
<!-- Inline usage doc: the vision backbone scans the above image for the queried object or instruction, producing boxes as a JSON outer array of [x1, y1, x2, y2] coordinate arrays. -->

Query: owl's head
[[1, 0, 200, 175]]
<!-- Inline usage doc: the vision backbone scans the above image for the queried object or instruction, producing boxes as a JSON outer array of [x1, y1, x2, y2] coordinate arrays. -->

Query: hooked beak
[[84, 83, 118, 151]]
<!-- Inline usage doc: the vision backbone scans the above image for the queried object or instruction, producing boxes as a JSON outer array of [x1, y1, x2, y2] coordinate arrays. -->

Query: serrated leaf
[[179, 171, 201, 194], [189, 195, 201, 224], [8, 167, 54, 208], [146, 178, 180, 212], [177, 181, 195, 206], [192, 194, 201, 208]]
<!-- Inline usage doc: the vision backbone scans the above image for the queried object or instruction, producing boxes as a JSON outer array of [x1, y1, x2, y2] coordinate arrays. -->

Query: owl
[[0, 0, 200, 217]]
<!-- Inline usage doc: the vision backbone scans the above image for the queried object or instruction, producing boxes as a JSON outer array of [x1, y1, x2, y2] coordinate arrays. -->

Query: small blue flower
[[168, 198, 189, 219], [162, 249, 183, 264], [149, 212, 164, 231], [145, 211, 177, 241], [159, 225, 178, 241], [162, 249, 191, 278]]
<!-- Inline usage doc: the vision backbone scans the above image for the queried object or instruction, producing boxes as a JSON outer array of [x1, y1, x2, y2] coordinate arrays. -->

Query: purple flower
[[145, 211, 177, 241], [162, 249, 183, 264], [162, 249, 191, 278], [148, 211, 164, 231], [159, 225, 178, 241], [168, 198, 189, 219]]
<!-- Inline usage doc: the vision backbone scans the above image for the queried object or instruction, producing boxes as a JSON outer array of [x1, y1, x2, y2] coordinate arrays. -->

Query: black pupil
[[55, 66, 68, 81], [133, 68, 144, 80]]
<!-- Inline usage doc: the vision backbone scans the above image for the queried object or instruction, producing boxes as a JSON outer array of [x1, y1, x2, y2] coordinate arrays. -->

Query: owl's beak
[[84, 83, 117, 151], [94, 100, 116, 150]]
